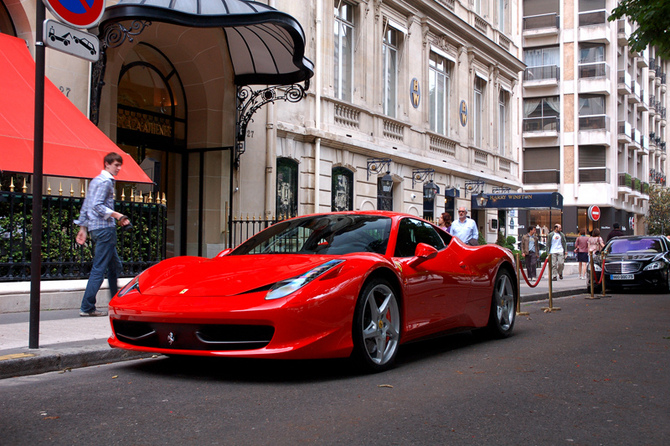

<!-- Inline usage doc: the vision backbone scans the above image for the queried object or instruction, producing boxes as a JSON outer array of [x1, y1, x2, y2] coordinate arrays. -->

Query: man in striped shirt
[[75, 152, 131, 316]]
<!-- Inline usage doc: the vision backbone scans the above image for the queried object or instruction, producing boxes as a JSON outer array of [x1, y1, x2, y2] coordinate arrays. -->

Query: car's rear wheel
[[486, 269, 516, 338], [352, 278, 400, 373]]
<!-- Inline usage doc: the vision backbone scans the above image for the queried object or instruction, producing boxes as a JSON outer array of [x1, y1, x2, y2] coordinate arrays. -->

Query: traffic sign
[[43, 0, 105, 29], [588, 205, 601, 222], [43, 19, 100, 62]]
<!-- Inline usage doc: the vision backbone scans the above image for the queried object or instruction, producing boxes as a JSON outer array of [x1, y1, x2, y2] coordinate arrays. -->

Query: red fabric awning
[[0, 33, 152, 184]]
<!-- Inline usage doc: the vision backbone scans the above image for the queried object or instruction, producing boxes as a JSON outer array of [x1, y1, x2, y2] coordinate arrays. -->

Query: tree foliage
[[646, 186, 670, 235], [609, 0, 670, 59]]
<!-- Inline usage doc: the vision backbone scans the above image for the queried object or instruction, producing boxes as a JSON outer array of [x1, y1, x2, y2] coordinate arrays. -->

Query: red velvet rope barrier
[[519, 257, 550, 288], [592, 256, 606, 285]]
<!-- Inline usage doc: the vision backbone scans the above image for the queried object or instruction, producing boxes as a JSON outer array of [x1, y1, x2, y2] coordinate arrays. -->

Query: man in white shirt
[[548, 223, 567, 281], [450, 206, 479, 245]]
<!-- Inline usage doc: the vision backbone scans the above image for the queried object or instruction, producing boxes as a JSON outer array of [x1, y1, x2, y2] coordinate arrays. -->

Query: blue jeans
[[80, 227, 122, 313]]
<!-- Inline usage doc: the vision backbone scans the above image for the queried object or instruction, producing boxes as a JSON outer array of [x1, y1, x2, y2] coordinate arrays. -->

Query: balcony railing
[[523, 169, 560, 184], [618, 120, 632, 138], [618, 173, 632, 188], [579, 167, 609, 183], [578, 62, 609, 79], [578, 9, 607, 26], [523, 13, 559, 31], [523, 116, 560, 132], [579, 114, 609, 130], [523, 65, 560, 82]]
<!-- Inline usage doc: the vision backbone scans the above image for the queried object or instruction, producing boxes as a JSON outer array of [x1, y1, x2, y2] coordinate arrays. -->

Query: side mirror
[[216, 248, 233, 258], [410, 243, 438, 266]]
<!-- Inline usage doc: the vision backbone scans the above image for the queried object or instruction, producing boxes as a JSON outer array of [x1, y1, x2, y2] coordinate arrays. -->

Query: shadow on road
[[117, 326, 529, 382]]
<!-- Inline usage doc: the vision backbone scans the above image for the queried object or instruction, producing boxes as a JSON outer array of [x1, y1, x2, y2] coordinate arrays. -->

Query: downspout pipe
[[314, 0, 322, 213]]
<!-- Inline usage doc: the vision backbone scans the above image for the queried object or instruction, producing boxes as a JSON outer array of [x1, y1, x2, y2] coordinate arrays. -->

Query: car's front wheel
[[486, 269, 517, 338], [352, 278, 401, 373]]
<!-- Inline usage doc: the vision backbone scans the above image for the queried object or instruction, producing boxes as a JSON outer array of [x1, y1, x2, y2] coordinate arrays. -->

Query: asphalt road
[[1, 293, 668, 445]]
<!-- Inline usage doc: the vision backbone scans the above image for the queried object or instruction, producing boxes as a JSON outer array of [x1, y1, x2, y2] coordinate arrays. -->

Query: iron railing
[[0, 190, 167, 281]]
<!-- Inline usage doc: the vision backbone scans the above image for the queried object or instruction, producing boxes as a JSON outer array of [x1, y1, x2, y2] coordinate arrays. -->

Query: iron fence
[[0, 190, 167, 281]]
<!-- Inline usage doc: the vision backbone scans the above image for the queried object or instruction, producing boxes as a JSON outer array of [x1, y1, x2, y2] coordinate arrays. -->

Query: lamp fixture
[[423, 180, 439, 200], [476, 192, 489, 207], [367, 158, 393, 180]]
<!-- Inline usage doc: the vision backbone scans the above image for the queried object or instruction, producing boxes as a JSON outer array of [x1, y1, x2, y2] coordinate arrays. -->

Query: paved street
[[1, 292, 668, 445]]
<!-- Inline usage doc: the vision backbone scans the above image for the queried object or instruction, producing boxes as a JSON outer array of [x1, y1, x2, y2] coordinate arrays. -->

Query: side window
[[394, 218, 446, 257]]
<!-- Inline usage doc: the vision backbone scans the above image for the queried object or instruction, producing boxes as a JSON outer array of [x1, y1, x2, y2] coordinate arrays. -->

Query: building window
[[276, 158, 298, 218], [498, 0, 506, 33], [579, 145, 607, 182], [334, 1, 354, 102], [332, 167, 354, 211], [579, 0, 607, 26], [579, 43, 606, 78], [523, 96, 560, 132], [523, 46, 560, 81], [474, 76, 486, 147], [579, 94, 607, 130], [523, 147, 560, 184], [429, 52, 450, 135], [498, 90, 509, 156], [377, 177, 393, 211], [523, 0, 559, 30], [382, 26, 399, 118]]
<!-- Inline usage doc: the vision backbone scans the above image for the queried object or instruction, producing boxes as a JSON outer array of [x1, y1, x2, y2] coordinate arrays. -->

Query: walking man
[[450, 206, 479, 245], [548, 223, 567, 281], [521, 226, 539, 279], [75, 152, 131, 316]]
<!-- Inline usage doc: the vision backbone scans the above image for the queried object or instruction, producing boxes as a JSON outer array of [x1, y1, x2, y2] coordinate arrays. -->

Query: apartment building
[[520, 0, 668, 239], [259, 0, 525, 244]]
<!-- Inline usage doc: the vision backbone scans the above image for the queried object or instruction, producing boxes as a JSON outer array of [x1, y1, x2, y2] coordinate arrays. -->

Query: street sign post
[[43, 19, 100, 62], [42, 0, 105, 29]]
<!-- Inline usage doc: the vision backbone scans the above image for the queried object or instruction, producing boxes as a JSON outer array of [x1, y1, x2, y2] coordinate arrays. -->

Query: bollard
[[541, 254, 561, 313], [516, 253, 529, 316]]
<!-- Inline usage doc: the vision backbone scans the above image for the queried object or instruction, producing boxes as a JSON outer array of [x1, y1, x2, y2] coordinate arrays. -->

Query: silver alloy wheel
[[360, 283, 400, 365], [494, 273, 515, 332]]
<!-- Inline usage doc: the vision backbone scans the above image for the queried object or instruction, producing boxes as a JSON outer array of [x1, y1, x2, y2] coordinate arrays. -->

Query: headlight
[[117, 275, 141, 297], [593, 262, 602, 272], [266, 260, 345, 300], [644, 261, 664, 271]]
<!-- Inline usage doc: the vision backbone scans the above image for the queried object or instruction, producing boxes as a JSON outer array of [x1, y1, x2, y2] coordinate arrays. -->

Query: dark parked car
[[588, 235, 670, 292]]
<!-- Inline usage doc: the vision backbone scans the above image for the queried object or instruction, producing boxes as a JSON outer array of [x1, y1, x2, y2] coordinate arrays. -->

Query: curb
[[0, 345, 153, 380]]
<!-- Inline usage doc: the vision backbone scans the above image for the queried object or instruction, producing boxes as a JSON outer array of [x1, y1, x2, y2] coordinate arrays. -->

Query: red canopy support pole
[[29, 2, 46, 349]]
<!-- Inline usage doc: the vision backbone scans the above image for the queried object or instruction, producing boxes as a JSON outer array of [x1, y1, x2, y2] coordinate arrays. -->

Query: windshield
[[607, 238, 662, 254], [231, 215, 392, 255]]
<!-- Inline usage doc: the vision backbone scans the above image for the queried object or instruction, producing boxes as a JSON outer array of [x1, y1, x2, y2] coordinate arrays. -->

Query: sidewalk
[[0, 270, 589, 379]]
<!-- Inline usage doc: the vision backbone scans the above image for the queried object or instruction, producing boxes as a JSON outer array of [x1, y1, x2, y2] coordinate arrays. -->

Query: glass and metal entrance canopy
[[97, 0, 314, 86], [471, 192, 564, 210]]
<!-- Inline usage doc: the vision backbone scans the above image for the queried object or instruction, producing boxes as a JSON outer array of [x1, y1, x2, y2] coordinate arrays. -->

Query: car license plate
[[610, 274, 634, 280]]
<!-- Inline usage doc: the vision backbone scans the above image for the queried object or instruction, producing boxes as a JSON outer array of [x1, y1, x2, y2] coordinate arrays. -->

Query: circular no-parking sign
[[43, 0, 106, 29], [588, 205, 601, 222]]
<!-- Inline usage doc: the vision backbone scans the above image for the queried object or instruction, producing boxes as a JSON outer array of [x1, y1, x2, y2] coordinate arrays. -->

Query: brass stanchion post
[[542, 254, 561, 312], [601, 252, 611, 298], [516, 253, 529, 316], [587, 253, 599, 299]]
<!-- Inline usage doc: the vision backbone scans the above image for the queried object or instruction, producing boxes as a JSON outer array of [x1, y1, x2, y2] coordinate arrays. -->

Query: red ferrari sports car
[[109, 211, 518, 372]]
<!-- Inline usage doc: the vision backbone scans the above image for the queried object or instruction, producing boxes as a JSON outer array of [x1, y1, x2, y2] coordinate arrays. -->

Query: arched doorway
[[116, 43, 187, 257]]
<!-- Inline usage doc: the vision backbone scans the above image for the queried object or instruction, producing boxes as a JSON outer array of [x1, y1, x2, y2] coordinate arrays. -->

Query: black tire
[[485, 268, 517, 338], [352, 278, 401, 373]]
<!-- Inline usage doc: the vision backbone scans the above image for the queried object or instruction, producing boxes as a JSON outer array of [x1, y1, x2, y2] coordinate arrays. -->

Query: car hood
[[138, 254, 343, 297]]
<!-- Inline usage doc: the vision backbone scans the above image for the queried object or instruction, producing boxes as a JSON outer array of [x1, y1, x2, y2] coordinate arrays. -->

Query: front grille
[[604, 261, 642, 274], [112, 320, 274, 351]]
